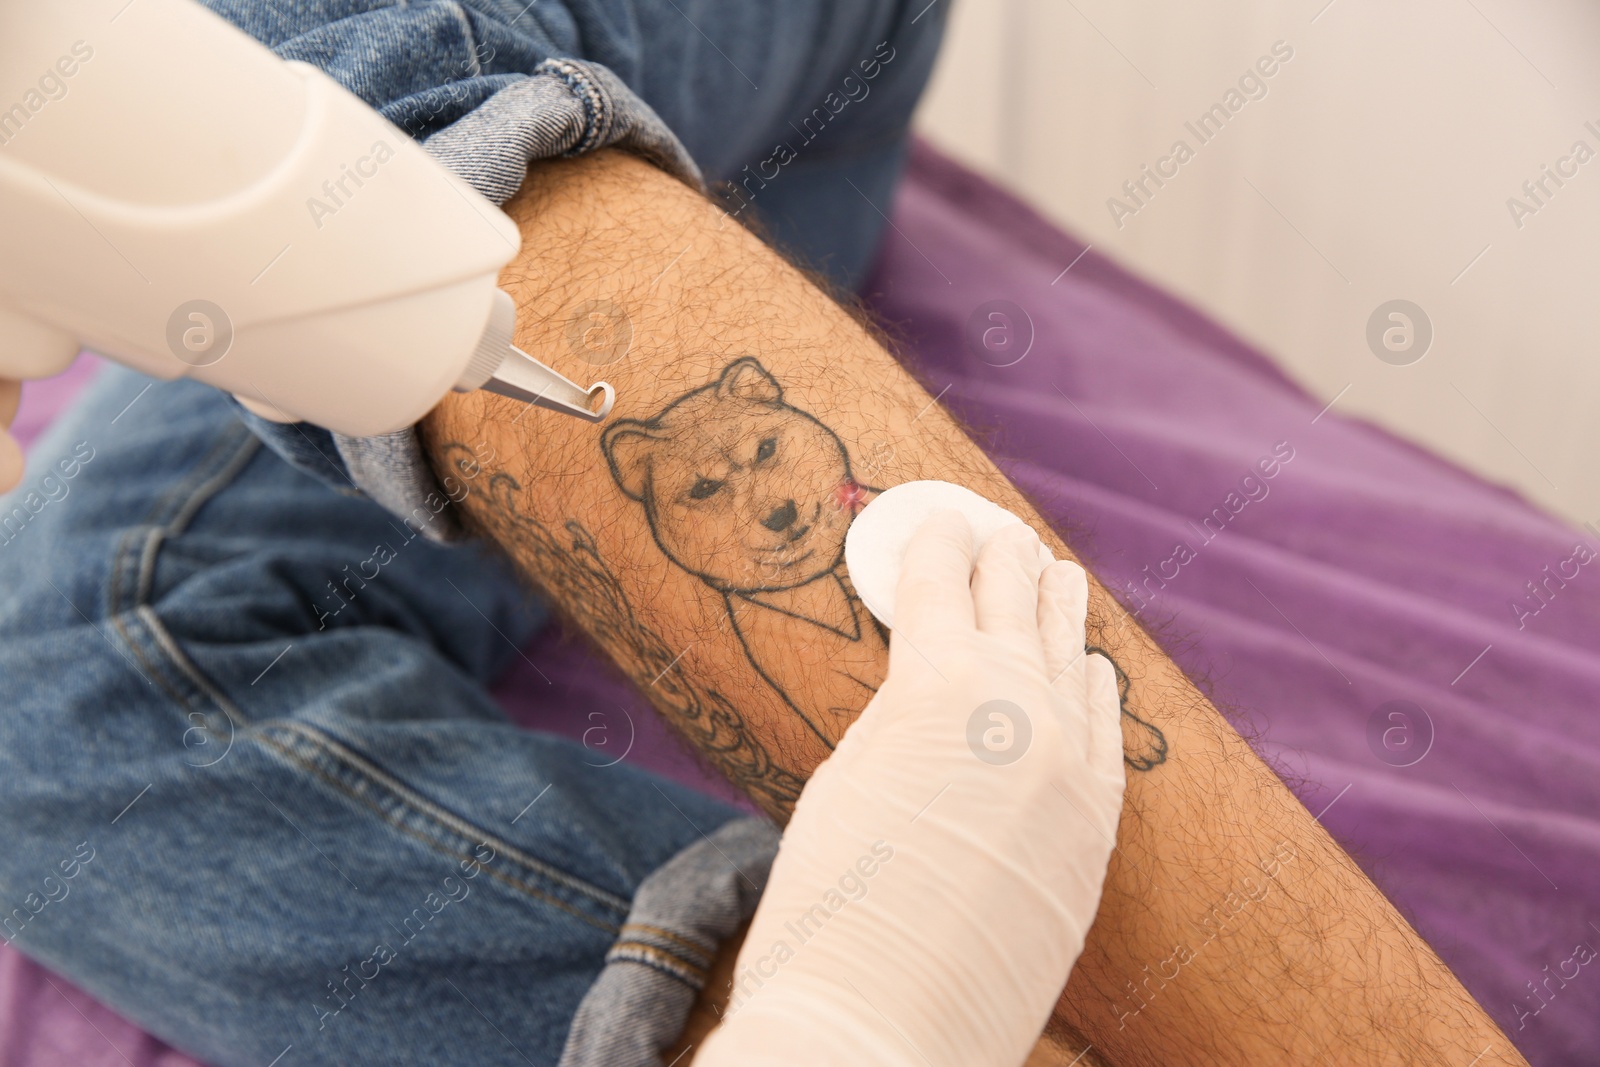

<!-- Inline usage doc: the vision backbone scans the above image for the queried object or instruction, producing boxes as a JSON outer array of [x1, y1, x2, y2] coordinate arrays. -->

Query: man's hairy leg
[[421, 149, 1524, 1066]]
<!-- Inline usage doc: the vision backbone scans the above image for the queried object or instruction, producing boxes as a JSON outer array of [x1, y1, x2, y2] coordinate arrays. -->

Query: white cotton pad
[[845, 479, 1054, 630]]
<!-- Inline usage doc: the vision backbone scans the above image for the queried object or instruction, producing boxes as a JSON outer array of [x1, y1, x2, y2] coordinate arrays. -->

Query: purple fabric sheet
[[4, 144, 1596, 1065]]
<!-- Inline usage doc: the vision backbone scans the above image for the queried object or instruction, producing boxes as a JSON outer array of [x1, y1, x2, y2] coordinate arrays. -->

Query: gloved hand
[[696, 511, 1126, 1067], [1, 379, 23, 494]]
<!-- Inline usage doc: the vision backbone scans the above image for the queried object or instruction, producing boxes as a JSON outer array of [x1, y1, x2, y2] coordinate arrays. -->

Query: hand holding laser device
[[700, 509, 1127, 1067], [0, 0, 612, 496]]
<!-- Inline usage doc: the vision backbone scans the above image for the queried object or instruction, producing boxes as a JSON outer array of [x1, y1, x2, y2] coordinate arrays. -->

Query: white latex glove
[[0, 379, 22, 494], [696, 512, 1126, 1067]]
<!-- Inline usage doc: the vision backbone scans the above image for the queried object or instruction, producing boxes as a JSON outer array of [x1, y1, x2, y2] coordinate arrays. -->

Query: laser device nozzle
[[483, 344, 616, 423], [455, 289, 615, 423]]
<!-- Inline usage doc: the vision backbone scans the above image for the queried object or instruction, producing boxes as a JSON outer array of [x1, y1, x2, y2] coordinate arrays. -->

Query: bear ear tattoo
[[717, 357, 783, 404], [601, 420, 662, 503]]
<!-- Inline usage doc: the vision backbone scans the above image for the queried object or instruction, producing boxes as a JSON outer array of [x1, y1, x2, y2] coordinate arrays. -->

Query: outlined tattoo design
[[450, 355, 1167, 776], [602, 358, 887, 747], [436, 444, 805, 812], [1086, 644, 1168, 771]]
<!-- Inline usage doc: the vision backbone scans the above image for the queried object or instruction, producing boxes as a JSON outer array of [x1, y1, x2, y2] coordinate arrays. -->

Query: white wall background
[[915, 0, 1600, 528]]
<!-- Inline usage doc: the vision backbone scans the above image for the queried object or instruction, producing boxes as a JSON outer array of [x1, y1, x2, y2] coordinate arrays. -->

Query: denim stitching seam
[[261, 720, 631, 911], [536, 58, 610, 156], [620, 922, 714, 960], [106, 423, 258, 617], [604, 943, 706, 987], [105, 427, 263, 718], [255, 730, 620, 935], [134, 604, 253, 736], [254, 724, 626, 933]]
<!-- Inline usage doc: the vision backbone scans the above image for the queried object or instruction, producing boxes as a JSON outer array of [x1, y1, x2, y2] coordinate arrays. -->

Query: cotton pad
[[845, 479, 1054, 630]]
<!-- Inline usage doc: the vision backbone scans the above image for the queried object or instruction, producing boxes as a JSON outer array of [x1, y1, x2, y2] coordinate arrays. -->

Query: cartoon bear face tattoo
[[603, 358, 886, 745], [603, 358, 862, 593]]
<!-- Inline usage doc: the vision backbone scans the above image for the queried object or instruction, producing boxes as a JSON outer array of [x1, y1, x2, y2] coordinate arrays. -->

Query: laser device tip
[[482, 344, 614, 423]]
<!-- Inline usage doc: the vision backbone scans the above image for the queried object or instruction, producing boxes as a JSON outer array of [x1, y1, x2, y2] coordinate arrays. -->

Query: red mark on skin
[[834, 478, 868, 513]]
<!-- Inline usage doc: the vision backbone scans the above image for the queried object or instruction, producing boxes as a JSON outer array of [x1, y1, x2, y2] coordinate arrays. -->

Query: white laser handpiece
[[0, 0, 613, 437]]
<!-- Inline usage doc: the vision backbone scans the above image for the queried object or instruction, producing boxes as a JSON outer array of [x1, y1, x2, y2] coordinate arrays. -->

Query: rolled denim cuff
[[245, 57, 702, 540], [428, 57, 703, 202], [559, 817, 780, 1067]]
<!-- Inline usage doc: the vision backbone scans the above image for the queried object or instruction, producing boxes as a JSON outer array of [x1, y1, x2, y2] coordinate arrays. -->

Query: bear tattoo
[[602, 358, 886, 746]]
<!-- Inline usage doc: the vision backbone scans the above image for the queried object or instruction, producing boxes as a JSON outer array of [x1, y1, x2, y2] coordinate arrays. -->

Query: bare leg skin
[[421, 149, 1526, 1066]]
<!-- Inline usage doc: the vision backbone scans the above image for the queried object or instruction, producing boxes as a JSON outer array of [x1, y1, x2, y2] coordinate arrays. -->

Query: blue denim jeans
[[0, 2, 946, 1064]]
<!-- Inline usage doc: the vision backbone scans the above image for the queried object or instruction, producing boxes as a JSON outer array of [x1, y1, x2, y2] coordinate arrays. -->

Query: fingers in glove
[[892, 509, 977, 640], [1039, 560, 1090, 679], [1039, 559, 1092, 749], [970, 522, 1050, 657], [1086, 653, 1128, 798]]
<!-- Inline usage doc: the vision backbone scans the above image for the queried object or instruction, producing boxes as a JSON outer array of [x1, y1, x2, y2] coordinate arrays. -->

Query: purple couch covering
[[3, 144, 1596, 1065]]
